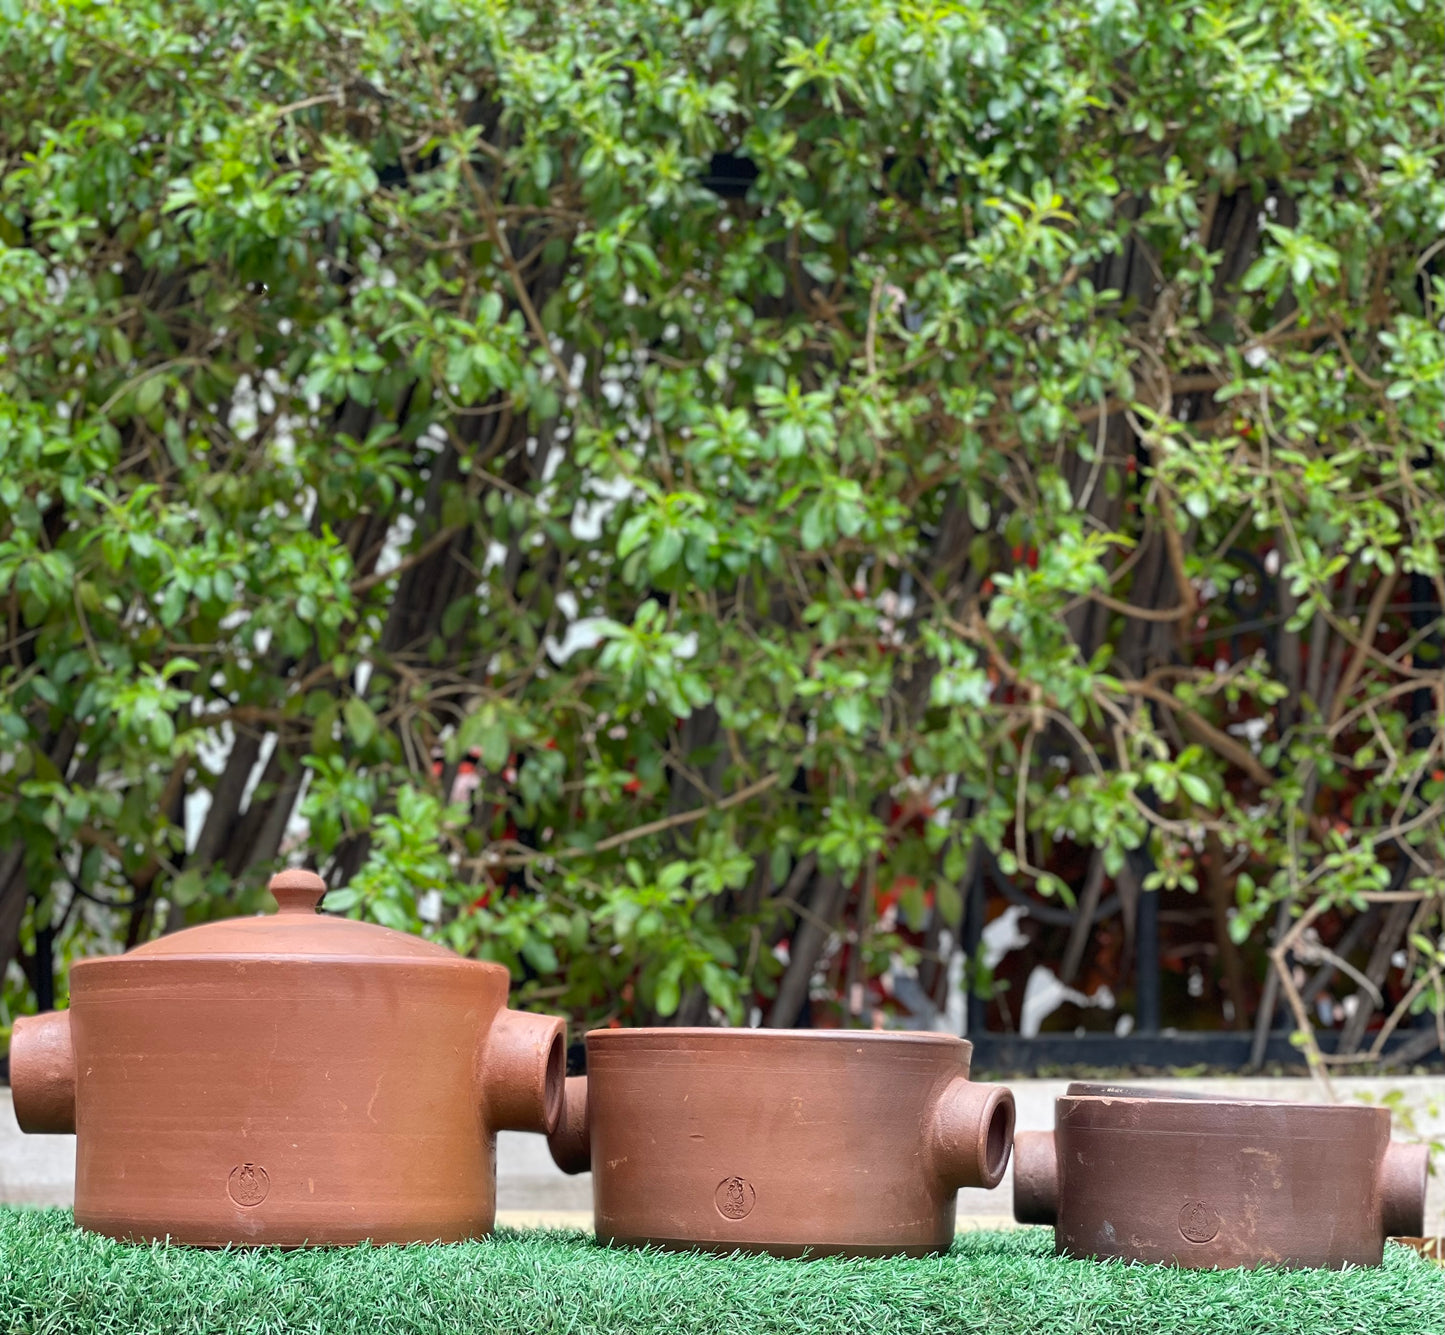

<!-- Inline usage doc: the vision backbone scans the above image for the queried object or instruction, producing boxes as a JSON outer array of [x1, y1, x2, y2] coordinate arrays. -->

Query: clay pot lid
[[120, 870, 463, 963]]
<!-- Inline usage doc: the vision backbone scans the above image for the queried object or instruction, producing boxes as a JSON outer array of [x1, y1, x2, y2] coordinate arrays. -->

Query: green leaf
[[343, 698, 378, 748], [167, 869, 207, 907], [1240, 255, 1277, 292], [833, 694, 864, 735], [158, 583, 187, 627], [654, 973, 681, 1017], [134, 375, 165, 415], [480, 720, 509, 772], [617, 513, 651, 558], [1179, 773, 1211, 804], [799, 503, 827, 551], [371, 898, 409, 931], [521, 938, 559, 974], [936, 879, 962, 925], [649, 528, 683, 575]]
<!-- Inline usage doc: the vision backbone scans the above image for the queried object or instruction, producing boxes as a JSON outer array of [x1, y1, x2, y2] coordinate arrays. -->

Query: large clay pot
[[1014, 1082, 1429, 1269], [9, 870, 565, 1246], [546, 1027, 1015, 1257]]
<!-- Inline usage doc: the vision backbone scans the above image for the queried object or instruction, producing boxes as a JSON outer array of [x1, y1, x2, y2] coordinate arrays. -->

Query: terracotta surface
[[9, 870, 565, 1246], [547, 1027, 1014, 1257], [1013, 1081, 1429, 1268]]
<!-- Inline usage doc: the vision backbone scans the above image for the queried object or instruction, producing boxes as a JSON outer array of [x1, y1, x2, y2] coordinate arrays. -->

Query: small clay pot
[[547, 1027, 1015, 1257], [1014, 1081, 1429, 1269], [9, 870, 565, 1247]]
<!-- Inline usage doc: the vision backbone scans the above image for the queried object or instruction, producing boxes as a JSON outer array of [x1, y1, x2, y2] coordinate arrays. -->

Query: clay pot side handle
[[1011, 1130, 1058, 1226], [928, 1077, 1015, 1192], [547, 1075, 591, 1175], [1379, 1140, 1429, 1239], [482, 1009, 566, 1135], [9, 1010, 76, 1135]]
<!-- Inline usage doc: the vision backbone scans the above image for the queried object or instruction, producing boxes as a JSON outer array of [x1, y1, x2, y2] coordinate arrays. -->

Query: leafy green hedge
[[0, 0, 1441, 1042]]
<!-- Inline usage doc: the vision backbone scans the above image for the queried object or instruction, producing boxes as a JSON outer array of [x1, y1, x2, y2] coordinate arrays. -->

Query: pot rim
[[586, 1026, 967, 1047], [1059, 1091, 1385, 1117]]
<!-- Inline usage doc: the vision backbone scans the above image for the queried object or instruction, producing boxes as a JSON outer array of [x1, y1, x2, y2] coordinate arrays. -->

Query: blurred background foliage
[[0, 0, 1441, 1065]]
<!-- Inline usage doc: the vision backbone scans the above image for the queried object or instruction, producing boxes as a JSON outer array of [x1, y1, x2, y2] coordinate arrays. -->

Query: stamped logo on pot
[[1178, 1200, 1220, 1244], [715, 1176, 756, 1221], [228, 1163, 270, 1208]]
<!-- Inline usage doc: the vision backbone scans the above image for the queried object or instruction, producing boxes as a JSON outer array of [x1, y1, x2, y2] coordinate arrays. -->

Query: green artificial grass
[[1, 1209, 1441, 1335]]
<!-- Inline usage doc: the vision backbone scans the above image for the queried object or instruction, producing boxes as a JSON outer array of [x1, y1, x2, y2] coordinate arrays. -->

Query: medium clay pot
[[9, 870, 565, 1247], [546, 1027, 1015, 1257], [1014, 1081, 1429, 1269]]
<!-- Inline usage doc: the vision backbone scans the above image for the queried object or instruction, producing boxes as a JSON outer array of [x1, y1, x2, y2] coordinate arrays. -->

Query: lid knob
[[268, 869, 327, 916]]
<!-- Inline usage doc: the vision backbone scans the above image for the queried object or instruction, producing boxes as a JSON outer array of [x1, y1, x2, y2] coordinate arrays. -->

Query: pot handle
[[928, 1076, 1014, 1192], [547, 1076, 591, 1175], [9, 1010, 76, 1134], [482, 1008, 566, 1135], [1379, 1139, 1428, 1239], [1011, 1130, 1058, 1225]]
